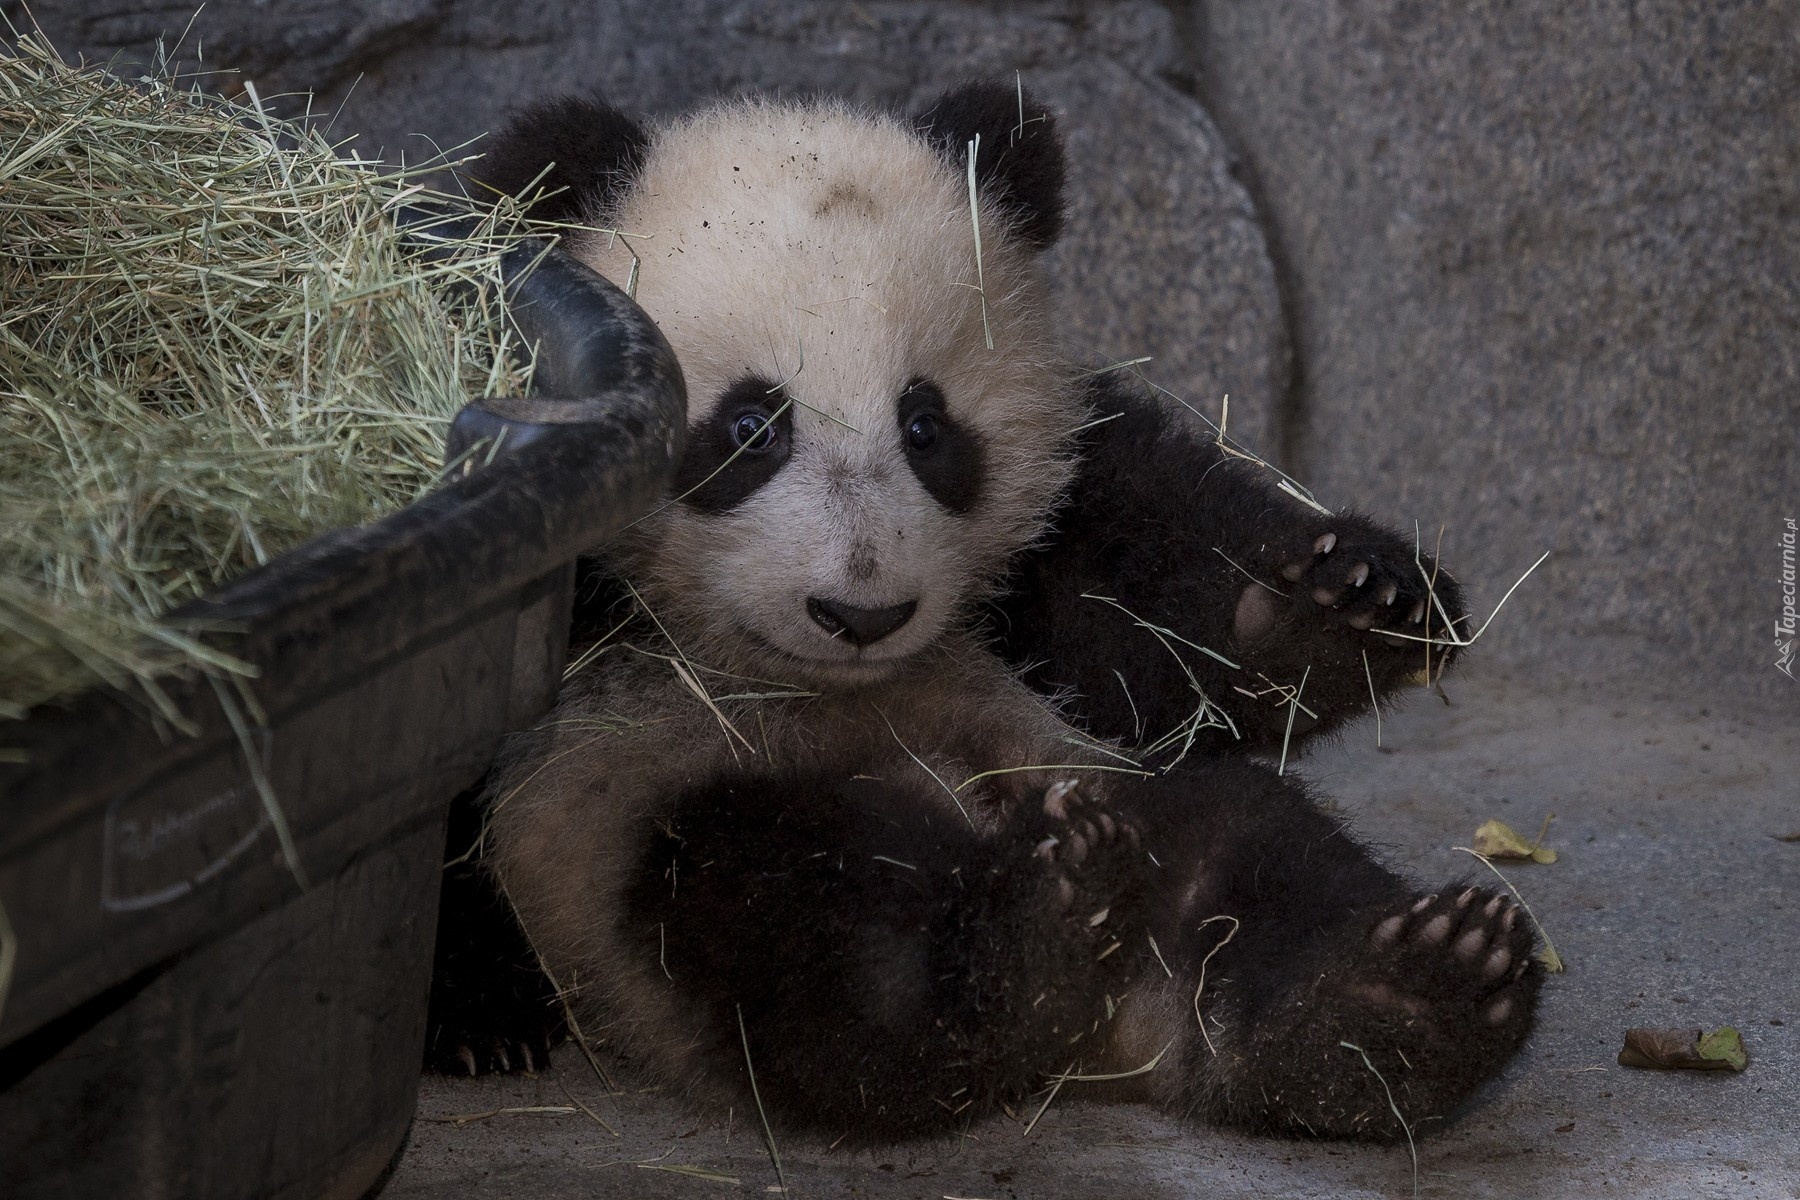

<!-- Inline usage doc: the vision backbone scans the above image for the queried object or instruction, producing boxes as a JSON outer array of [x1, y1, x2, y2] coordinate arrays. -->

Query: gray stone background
[[8, 3, 1798, 1196], [14, 0, 1799, 709]]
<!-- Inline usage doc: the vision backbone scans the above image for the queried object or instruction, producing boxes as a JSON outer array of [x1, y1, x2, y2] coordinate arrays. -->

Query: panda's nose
[[807, 596, 918, 646]]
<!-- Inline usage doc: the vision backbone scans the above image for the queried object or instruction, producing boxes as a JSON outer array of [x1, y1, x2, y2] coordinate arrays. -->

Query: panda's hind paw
[[1236, 886, 1543, 1138], [425, 1024, 556, 1077], [1343, 887, 1541, 1046], [423, 975, 565, 1078], [1317, 888, 1540, 1101]]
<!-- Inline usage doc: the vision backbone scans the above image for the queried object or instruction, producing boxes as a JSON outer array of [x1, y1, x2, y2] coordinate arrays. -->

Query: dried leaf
[[1471, 817, 1557, 864], [1617, 1027, 1748, 1072]]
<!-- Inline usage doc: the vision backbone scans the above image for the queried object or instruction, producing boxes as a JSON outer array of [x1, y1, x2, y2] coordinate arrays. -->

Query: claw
[[1411, 893, 1437, 913], [1379, 583, 1399, 605], [1407, 600, 1426, 624], [1314, 532, 1338, 555], [457, 1046, 477, 1077], [1347, 562, 1370, 588], [520, 1043, 537, 1074]]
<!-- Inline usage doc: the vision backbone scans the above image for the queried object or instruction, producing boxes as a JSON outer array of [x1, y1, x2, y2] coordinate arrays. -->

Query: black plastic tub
[[0, 242, 684, 1200]]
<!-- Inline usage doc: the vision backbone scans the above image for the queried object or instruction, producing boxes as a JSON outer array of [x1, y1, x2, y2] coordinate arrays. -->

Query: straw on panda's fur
[[0, 32, 551, 736]]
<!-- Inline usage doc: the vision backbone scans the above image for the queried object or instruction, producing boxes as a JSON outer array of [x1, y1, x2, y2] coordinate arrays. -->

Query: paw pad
[[1347, 886, 1541, 1038], [1270, 528, 1457, 648]]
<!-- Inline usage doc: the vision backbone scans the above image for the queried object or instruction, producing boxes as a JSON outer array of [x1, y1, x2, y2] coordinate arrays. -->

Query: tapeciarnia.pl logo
[[1779, 517, 1797, 678]]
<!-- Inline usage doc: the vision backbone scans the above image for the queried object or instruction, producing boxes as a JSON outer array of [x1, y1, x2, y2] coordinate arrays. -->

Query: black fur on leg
[[912, 82, 1065, 250], [623, 772, 1147, 1143], [991, 377, 1466, 758], [1110, 764, 1539, 1139], [470, 95, 650, 223], [424, 784, 565, 1076]]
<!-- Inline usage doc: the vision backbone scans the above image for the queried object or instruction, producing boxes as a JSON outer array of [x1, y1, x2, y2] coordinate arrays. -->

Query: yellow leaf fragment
[[1472, 816, 1558, 864]]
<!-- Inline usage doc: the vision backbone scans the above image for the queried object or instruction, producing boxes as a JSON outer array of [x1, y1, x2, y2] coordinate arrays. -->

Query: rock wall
[[13, 0, 1795, 707], [1181, 1, 1799, 706]]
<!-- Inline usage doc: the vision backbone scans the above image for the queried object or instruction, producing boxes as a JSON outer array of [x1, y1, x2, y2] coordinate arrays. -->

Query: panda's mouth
[[736, 621, 923, 686]]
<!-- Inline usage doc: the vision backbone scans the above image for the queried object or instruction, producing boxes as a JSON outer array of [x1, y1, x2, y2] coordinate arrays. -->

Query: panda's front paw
[[1236, 527, 1464, 655], [1031, 779, 1139, 907], [1016, 780, 1144, 986]]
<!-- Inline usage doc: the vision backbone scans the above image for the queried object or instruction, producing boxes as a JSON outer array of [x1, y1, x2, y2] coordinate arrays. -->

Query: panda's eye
[[895, 376, 983, 514], [731, 411, 777, 452], [906, 412, 939, 452]]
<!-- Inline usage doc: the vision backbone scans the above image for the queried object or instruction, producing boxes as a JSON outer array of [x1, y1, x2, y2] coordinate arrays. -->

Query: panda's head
[[481, 85, 1078, 688]]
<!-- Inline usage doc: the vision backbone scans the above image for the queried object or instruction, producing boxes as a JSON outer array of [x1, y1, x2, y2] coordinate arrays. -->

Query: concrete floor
[[386, 666, 1800, 1199]]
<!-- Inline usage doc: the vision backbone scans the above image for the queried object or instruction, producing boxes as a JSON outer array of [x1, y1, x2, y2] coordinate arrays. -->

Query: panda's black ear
[[471, 95, 649, 224], [912, 82, 1066, 251]]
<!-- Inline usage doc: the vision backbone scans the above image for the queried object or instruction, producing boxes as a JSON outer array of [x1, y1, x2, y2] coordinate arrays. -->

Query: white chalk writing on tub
[[102, 782, 268, 912]]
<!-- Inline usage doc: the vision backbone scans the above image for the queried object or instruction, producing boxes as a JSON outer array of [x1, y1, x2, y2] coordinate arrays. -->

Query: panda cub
[[433, 83, 1543, 1143]]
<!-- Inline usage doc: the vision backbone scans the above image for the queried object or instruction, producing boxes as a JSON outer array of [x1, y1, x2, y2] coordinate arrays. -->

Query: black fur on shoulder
[[471, 95, 650, 223], [913, 82, 1066, 250]]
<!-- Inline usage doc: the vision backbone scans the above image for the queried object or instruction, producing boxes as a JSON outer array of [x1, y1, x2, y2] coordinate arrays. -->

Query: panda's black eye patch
[[897, 377, 983, 514], [673, 377, 793, 513]]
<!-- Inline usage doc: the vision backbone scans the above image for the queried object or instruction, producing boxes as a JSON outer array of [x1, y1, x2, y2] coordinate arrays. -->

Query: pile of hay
[[0, 35, 542, 729]]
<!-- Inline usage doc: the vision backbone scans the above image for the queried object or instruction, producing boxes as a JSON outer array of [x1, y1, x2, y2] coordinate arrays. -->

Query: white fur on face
[[572, 99, 1080, 687]]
